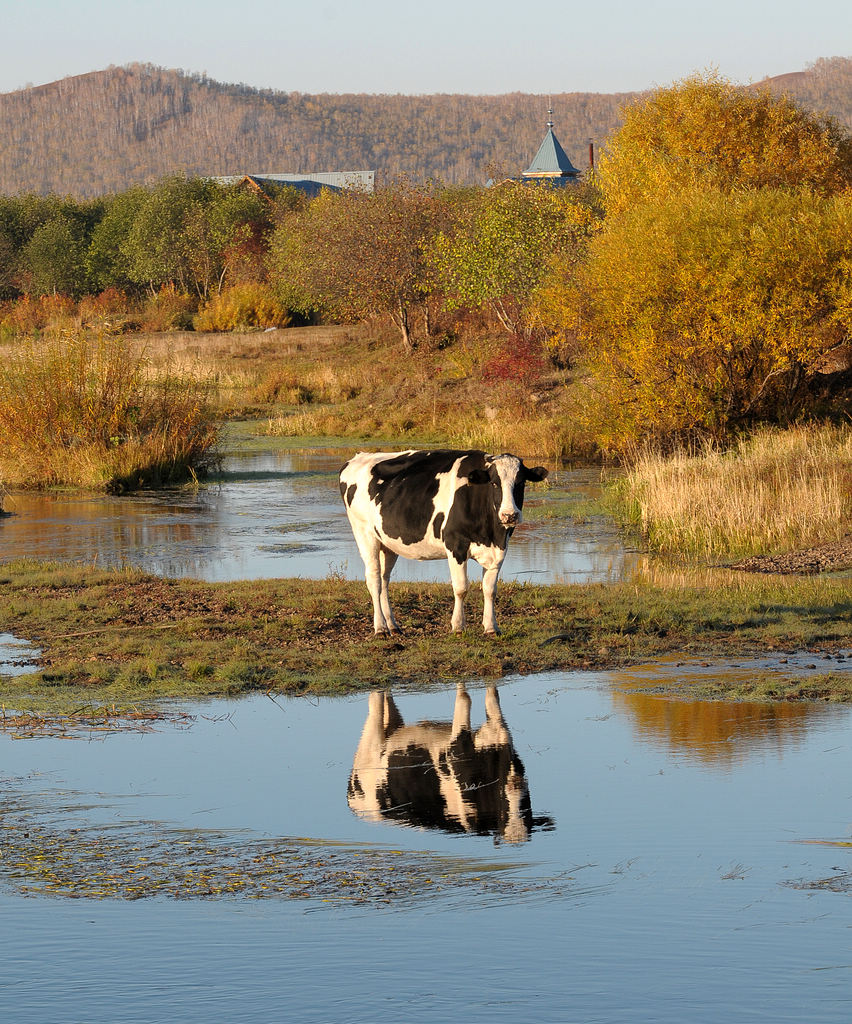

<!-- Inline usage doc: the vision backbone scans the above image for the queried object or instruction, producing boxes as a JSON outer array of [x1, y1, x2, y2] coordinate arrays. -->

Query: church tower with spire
[[522, 107, 581, 185]]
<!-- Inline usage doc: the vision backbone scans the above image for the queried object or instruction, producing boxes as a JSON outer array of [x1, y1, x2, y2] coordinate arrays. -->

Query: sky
[[1, 0, 849, 96]]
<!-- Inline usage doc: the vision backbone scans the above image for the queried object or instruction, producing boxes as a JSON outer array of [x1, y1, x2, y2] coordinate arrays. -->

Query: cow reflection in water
[[348, 685, 551, 844]]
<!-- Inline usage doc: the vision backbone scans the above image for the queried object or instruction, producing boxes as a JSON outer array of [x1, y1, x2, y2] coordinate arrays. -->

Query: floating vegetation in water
[[0, 703, 196, 739], [0, 792, 584, 906], [257, 543, 322, 554]]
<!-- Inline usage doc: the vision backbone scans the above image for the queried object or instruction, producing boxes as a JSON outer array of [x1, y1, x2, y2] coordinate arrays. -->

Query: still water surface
[[0, 439, 639, 584], [2, 437, 851, 1021], [2, 672, 852, 1023]]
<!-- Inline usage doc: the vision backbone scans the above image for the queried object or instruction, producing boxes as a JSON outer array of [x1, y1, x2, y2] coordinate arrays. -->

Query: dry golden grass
[[611, 425, 852, 559], [0, 331, 218, 490]]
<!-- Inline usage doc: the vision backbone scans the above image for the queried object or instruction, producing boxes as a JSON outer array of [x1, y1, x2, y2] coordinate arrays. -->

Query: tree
[[598, 72, 852, 214], [86, 186, 148, 291], [270, 179, 442, 351], [428, 180, 601, 335], [20, 215, 87, 296], [570, 186, 852, 449]]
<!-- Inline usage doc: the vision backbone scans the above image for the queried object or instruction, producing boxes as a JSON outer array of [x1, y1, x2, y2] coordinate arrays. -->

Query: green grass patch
[[1, 560, 850, 711]]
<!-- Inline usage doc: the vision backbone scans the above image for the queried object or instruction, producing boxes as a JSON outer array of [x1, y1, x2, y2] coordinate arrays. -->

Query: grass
[[134, 324, 592, 462], [0, 560, 849, 709], [0, 330, 218, 491], [607, 425, 852, 560]]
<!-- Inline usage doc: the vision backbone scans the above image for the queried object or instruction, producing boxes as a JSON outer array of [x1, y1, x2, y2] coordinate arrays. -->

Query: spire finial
[[547, 100, 554, 131]]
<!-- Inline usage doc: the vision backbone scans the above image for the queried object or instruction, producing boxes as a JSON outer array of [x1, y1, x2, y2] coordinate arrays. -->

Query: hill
[[0, 58, 850, 197]]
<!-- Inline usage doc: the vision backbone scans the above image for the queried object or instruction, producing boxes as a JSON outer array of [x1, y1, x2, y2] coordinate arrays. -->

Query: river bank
[[1, 561, 849, 717]]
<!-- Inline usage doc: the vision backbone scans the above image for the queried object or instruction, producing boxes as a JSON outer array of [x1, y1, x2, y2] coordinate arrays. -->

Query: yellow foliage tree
[[598, 73, 852, 214], [570, 186, 852, 450]]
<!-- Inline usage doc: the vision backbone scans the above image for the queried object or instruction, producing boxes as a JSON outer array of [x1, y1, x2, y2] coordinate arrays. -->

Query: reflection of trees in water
[[611, 686, 834, 765], [348, 685, 554, 843]]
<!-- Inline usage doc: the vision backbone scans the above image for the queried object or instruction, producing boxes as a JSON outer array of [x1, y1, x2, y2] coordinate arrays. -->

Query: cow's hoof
[[484, 629, 500, 638]]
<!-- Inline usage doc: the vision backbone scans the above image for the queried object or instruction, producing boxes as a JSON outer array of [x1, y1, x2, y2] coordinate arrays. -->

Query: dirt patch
[[731, 534, 852, 575]]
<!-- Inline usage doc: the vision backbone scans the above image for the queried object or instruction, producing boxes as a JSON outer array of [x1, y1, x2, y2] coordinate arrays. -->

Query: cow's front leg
[[482, 565, 502, 635], [378, 547, 400, 633], [447, 556, 470, 632]]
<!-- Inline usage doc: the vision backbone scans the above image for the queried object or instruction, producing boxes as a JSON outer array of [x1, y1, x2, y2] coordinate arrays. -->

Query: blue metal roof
[[524, 127, 580, 178]]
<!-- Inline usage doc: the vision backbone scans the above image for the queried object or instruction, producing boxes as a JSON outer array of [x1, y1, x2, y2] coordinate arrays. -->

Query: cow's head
[[469, 454, 548, 527]]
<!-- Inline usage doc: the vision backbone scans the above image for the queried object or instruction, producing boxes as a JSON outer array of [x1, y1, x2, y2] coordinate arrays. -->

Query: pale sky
[[1, 0, 849, 95]]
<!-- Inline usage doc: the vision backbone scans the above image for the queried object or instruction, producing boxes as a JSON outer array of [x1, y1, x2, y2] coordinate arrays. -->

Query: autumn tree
[[570, 186, 852, 449], [270, 179, 442, 351], [598, 72, 852, 214]]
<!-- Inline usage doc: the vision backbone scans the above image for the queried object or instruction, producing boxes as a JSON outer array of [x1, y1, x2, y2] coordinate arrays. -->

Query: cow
[[347, 685, 553, 844], [338, 449, 548, 635]]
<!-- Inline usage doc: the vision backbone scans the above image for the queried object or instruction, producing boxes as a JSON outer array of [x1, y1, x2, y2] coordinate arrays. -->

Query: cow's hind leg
[[353, 532, 392, 634], [378, 547, 400, 633], [447, 556, 470, 633]]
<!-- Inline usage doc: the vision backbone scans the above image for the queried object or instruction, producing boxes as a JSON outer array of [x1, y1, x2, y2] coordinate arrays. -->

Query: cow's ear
[[468, 468, 491, 484], [524, 466, 548, 482]]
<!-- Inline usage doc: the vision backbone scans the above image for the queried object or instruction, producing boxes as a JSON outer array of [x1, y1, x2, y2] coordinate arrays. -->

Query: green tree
[[20, 215, 87, 296], [598, 73, 852, 214], [86, 186, 148, 291], [428, 180, 601, 335]]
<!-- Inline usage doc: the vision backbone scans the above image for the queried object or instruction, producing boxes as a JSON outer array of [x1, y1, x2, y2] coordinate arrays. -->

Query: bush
[[571, 186, 852, 450], [78, 288, 133, 332], [138, 284, 196, 332], [0, 331, 218, 490], [0, 294, 77, 335], [194, 283, 290, 332]]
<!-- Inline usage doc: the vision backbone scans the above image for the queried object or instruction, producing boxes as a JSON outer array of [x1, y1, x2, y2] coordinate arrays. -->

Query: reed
[[609, 425, 852, 559], [0, 331, 218, 490]]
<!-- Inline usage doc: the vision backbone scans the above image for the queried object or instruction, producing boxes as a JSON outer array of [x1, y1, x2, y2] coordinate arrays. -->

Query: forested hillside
[[1, 58, 849, 197]]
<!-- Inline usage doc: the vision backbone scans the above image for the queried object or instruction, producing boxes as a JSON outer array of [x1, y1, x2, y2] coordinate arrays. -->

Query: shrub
[[572, 186, 852, 450], [138, 284, 196, 332], [194, 283, 290, 332], [0, 331, 218, 490], [481, 333, 547, 385], [0, 294, 77, 335], [78, 288, 133, 332]]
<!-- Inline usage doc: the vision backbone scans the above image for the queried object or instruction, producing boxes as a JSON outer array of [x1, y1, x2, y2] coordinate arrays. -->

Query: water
[[0, 437, 639, 585], [2, 671, 852, 1023], [0, 632, 40, 675], [2, 436, 850, 1021]]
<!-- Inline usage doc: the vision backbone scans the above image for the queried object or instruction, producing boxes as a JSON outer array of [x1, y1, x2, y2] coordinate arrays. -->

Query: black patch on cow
[[432, 511, 445, 539], [442, 460, 512, 562], [367, 450, 487, 548], [345, 482, 357, 507], [338, 478, 347, 500]]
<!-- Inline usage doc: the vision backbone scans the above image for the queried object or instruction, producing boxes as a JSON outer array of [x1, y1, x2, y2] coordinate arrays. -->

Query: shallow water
[[0, 439, 639, 584], [3, 670, 852, 1023], [0, 632, 41, 675]]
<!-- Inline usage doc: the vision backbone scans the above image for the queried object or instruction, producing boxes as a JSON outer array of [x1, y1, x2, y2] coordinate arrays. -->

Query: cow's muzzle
[[499, 511, 519, 526]]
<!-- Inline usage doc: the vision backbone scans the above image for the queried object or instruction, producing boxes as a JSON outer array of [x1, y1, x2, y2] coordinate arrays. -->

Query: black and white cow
[[348, 685, 553, 843], [339, 449, 548, 634]]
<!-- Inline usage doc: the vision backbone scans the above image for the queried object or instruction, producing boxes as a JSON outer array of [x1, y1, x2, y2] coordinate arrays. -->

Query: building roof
[[215, 170, 375, 195], [523, 115, 580, 179]]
